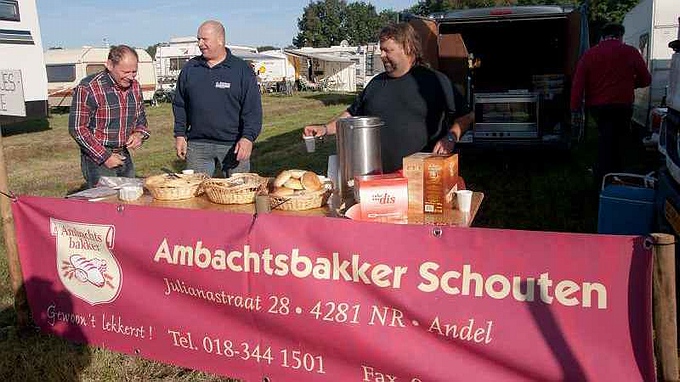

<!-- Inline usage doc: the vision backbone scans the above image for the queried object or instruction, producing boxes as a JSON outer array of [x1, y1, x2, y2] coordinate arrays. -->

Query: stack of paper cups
[[255, 195, 271, 214], [327, 155, 339, 190]]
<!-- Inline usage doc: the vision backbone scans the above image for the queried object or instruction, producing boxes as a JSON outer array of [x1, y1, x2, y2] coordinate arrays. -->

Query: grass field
[[0, 91, 657, 380]]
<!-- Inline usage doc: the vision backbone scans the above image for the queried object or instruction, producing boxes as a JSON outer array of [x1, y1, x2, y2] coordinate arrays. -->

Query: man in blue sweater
[[173, 20, 263, 176]]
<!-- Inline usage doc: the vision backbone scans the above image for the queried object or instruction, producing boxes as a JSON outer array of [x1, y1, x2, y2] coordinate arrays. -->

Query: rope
[[645, 235, 676, 250], [0, 189, 17, 202]]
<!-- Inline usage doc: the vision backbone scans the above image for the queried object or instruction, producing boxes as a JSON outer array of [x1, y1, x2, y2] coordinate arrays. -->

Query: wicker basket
[[269, 183, 332, 211], [144, 173, 207, 201], [202, 173, 267, 205]]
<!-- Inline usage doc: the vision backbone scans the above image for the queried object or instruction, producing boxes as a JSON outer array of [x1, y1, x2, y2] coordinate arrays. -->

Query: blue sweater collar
[[196, 48, 236, 68]]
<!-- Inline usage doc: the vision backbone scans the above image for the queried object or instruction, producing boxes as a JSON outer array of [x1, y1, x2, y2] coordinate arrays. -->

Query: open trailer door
[[438, 33, 469, 100], [567, 5, 590, 143], [406, 15, 440, 70], [406, 15, 469, 100], [566, 6, 588, 79]]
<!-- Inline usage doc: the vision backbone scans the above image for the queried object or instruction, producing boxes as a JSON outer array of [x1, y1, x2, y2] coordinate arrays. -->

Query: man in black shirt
[[303, 22, 472, 173]]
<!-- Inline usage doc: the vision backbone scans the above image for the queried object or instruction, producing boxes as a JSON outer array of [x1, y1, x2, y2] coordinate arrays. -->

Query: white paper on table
[[66, 187, 119, 201]]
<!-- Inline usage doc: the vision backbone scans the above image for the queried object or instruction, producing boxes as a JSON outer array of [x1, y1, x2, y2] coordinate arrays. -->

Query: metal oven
[[473, 92, 540, 139]]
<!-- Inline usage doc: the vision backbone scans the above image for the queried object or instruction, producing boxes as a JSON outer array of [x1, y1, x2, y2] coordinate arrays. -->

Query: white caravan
[[0, 0, 48, 123], [252, 50, 296, 89], [45, 47, 157, 108], [285, 46, 361, 92], [154, 37, 201, 91], [623, 0, 680, 129], [154, 36, 264, 91]]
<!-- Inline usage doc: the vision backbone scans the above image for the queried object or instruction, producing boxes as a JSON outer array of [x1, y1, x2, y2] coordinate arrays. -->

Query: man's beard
[[383, 60, 395, 73]]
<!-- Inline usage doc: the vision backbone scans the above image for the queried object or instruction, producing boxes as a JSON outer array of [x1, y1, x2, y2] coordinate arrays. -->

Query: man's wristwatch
[[446, 132, 457, 143]]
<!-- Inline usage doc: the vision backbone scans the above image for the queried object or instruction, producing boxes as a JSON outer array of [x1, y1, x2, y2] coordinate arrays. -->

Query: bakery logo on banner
[[50, 218, 122, 305]]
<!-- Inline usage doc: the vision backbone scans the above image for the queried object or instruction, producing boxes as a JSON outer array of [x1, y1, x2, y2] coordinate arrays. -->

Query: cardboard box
[[355, 174, 408, 220], [402, 152, 431, 212], [403, 153, 459, 214]]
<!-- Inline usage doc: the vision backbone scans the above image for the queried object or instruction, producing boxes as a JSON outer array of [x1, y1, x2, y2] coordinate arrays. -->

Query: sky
[[36, 0, 417, 50]]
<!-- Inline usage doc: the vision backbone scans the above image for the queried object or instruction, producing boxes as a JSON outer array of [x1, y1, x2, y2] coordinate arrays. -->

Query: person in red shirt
[[571, 23, 651, 187]]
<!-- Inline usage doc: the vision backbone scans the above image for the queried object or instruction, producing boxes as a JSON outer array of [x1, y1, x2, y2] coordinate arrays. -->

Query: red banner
[[12, 195, 654, 381]]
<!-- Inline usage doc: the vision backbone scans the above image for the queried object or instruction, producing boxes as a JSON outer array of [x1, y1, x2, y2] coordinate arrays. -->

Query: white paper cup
[[456, 190, 473, 212], [182, 169, 195, 175], [303, 135, 316, 153]]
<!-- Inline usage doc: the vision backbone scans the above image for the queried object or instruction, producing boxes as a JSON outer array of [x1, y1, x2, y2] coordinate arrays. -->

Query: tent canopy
[[284, 49, 353, 63]]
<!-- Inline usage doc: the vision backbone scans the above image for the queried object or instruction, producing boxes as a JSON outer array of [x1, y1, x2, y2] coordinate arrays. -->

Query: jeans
[[186, 140, 250, 177], [81, 148, 135, 188]]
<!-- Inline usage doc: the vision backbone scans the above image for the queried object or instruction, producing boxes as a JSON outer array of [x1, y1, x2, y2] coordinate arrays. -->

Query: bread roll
[[272, 187, 295, 197], [289, 169, 306, 178], [274, 169, 307, 187], [273, 169, 319, 195], [274, 170, 292, 187], [283, 178, 305, 190], [301, 171, 322, 191]]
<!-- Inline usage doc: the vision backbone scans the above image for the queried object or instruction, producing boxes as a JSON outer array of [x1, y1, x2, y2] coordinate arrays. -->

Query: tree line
[[144, 0, 641, 56], [293, 0, 642, 48]]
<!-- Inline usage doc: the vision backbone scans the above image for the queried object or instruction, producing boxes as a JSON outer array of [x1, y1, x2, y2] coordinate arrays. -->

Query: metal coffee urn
[[335, 116, 383, 206]]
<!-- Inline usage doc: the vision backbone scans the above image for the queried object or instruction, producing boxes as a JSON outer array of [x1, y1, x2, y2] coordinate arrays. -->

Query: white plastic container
[[119, 186, 143, 201]]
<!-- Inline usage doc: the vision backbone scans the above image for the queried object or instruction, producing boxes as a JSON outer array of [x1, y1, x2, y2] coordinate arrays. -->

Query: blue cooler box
[[597, 173, 656, 235]]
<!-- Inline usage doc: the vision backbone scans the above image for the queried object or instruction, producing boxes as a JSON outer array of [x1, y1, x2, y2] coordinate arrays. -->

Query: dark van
[[406, 5, 590, 148]]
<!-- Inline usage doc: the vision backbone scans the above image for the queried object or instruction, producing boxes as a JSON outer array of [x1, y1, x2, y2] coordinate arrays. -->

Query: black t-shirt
[[348, 65, 469, 173]]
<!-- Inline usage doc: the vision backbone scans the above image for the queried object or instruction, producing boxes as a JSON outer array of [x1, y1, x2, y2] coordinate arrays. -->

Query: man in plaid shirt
[[69, 45, 150, 188]]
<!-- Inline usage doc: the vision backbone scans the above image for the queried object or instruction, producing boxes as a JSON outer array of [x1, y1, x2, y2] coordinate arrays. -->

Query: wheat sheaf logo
[[51, 219, 122, 305]]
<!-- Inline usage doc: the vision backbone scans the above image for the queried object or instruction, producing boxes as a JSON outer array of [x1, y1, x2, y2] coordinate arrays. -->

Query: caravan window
[[638, 33, 650, 64], [46, 64, 76, 83], [0, 0, 20, 21], [170, 57, 190, 71], [86, 64, 105, 76]]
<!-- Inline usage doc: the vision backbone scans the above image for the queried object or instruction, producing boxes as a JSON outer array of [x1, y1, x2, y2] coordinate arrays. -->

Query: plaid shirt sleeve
[[68, 84, 110, 164]]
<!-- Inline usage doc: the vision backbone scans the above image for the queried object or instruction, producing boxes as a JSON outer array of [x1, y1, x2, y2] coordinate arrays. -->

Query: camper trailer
[[285, 47, 359, 92], [0, 0, 48, 124], [45, 47, 157, 108], [154, 37, 201, 91], [155, 37, 266, 91], [248, 50, 295, 92], [623, 0, 680, 130], [408, 5, 589, 148]]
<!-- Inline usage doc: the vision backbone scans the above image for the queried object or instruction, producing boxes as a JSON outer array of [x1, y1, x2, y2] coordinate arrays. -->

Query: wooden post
[[652, 233, 679, 382], [0, 124, 29, 327]]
